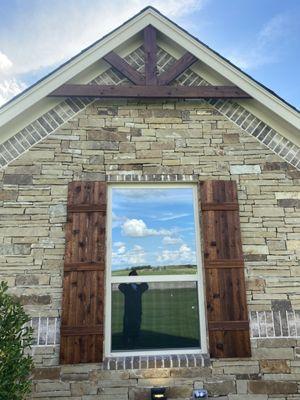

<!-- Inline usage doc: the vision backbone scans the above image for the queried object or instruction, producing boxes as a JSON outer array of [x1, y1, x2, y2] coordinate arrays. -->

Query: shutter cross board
[[60, 181, 106, 364], [199, 180, 251, 358], [49, 25, 251, 100]]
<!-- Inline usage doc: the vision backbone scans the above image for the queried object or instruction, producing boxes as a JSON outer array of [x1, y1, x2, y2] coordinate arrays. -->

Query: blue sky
[[0, 0, 299, 109], [111, 188, 197, 272]]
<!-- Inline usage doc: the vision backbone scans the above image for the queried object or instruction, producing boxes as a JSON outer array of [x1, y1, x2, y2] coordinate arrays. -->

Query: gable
[[0, 6, 299, 171]]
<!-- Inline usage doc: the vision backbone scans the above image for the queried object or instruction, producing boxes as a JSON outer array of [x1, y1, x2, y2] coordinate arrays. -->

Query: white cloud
[[162, 236, 183, 245], [157, 244, 196, 264], [114, 241, 125, 248], [112, 244, 146, 266], [0, 0, 206, 106], [157, 212, 190, 221], [122, 218, 171, 237], [227, 13, 293, 70], [0, 51, 27, 106], [0, 52, 12, 71], [0, 78, 27, 107]]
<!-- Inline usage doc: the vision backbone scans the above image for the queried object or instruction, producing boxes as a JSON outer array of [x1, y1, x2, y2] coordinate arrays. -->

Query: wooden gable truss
[[49, 26, 251, 100]]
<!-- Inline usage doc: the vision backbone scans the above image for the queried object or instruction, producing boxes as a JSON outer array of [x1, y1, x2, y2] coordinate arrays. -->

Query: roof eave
[[0, 6, 299, 134]]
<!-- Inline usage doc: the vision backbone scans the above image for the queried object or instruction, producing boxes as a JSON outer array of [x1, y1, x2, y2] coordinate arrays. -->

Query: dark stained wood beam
[[49, 84, 251, 99], [103, 51, 145, 85], [144, 25, 157, 85], [158, 52, 198, 85]]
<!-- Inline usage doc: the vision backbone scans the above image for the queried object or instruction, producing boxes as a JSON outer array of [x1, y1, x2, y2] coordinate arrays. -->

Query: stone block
[[129, 387, 149, 400], [16, 275, 39, 286], [0, 189, 18, 200], [49, 204, 67, 217], [248, 380, 297, 394], [253, 207, 284, 217], [244, 254, 267, 262], [278, 199, 300, 208], [33, 367, 61, 380], [260, 360, 290, 373], [230, 165, 261, 175], [130, 369, 170, 379], [89, 370, 130, 381], [0, 244, 31, 256], [87, 129, 128, 141], [204, 379, 236, 396], [224, 133, 240, 144], [170, 367, 211, 378], [166, 385, 192, 398], [35, 381, 70, 392], [246, 278, 265, 291], [287, 240, 300, 251], [18, 294, 51, 305], [228, 396, 267, 400], [252, 347, 294, 360], [89, 155, 104, 164], [263, 161, 290, 171], [71, 381, 98, 396], [275, 192, 300, 200], [3, 174, 33, 185], [243, 245, 269, 254], [61, 373, 89, 381]]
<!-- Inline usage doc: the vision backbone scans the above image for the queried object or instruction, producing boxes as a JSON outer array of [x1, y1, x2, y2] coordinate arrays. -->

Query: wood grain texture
[[158, 52, 198, 85], [60, 181, 106, 364], [199, 180, 251, 358], [144, 25, 157, 85], [103, 51, 145, 85], [49, 84, 251, 99]]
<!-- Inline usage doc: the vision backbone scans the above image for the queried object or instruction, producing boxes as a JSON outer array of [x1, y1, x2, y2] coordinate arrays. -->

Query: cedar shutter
[[199, 180, 251, 358], [60, 181, 106, 364]]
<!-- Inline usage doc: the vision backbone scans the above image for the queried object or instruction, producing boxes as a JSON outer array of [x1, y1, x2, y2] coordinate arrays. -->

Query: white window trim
[[104, 183, 207, 357]]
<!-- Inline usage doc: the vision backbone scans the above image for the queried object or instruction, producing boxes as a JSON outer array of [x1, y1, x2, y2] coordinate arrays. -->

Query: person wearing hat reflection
[[118, 270, 148, 348]]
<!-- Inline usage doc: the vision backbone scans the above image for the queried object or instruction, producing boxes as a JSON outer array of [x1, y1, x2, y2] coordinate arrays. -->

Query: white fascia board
[[158, 39, 300, 146], [146, 12, 300, 131], [0, 12, 153, 127]]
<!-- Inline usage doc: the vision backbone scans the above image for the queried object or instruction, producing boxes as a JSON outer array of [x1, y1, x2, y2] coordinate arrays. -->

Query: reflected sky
[[111, 187, 197, 273]]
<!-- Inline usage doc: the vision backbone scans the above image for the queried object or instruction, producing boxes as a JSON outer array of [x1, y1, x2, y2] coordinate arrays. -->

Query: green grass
[[112, 264, 197, 276], [111, 287, 200, 350]]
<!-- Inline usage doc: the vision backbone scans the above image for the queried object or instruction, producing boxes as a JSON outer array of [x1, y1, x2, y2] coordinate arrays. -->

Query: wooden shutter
[[199, 180, 251, 358], [60, 181, 106, 364]]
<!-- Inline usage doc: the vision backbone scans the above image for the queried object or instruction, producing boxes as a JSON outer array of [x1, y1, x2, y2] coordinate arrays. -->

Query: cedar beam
[[49, 84, 251, 99], [103, 51, 145, 85], [144, 25, 157, 85], [158, 52, 198, 85]]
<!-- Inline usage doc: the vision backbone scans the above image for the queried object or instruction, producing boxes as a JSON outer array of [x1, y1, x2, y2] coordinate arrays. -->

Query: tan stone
[[287, 240, 300, 251], [248, 380, 297, 394], [260, 360, 290, 373], [33, 367, 61, 380]]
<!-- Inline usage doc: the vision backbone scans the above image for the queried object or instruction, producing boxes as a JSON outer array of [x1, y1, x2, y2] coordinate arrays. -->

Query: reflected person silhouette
[[118, 270, 148, 348]]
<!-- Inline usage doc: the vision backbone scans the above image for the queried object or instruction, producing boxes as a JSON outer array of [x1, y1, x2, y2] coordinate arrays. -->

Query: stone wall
[[1, 99, 300, 399]]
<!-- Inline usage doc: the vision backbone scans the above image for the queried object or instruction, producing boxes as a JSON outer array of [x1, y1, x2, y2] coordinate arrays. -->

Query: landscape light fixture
[[151, 387, 167, 400], [192, 389, 208, 399]]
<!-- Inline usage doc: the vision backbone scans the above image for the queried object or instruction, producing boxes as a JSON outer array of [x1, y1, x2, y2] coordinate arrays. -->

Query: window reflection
[[111, 187, 197, 276], [118, 270, 148, 348], [112, 281, 200, 351]]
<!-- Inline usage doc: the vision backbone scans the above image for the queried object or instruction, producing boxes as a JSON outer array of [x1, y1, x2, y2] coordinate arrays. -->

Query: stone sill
[[103, 353, 211, 370]]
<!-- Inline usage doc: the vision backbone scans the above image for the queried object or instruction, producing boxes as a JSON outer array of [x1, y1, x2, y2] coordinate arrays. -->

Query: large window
[[105, 184, 206, 356]]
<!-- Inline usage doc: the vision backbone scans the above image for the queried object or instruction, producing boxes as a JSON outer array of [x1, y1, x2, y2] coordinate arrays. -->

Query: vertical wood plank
[[144, 25, 157, 85], [60, 181, 106, 364], [200, 180, 251, 358]]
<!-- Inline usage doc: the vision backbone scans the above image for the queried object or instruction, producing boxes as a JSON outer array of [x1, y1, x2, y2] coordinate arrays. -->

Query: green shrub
[[0, 281, 34, 400]]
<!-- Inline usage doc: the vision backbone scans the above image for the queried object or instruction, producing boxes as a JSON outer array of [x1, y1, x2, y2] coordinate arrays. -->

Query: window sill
[[103, 353, 211, 370]]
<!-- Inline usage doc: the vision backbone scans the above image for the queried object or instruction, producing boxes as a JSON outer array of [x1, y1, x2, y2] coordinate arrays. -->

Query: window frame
[[104, 183, 207, 357]]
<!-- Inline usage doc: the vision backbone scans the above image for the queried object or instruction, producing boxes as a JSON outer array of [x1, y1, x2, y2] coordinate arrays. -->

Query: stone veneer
[[1, 98, 300, 399]]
